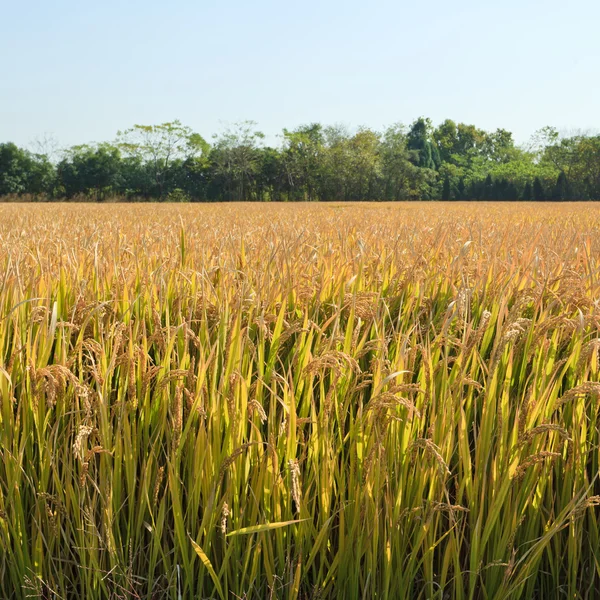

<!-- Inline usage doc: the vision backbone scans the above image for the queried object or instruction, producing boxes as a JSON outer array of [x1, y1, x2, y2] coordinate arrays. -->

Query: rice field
[[1, 202, 600, 600]]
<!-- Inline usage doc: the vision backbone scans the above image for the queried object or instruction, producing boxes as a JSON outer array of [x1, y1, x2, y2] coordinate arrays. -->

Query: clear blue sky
[[1, 0, 598, 151]]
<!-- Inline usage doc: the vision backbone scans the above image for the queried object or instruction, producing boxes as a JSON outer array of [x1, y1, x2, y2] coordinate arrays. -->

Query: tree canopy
[[2, 119, 599, 201]]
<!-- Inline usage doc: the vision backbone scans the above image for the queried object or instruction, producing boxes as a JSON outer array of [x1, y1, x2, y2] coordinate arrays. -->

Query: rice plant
[[1, 202, 599, 599]]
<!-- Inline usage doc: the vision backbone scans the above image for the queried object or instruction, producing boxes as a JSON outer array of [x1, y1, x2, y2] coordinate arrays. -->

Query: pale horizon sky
[[1, 0, 599, 152]]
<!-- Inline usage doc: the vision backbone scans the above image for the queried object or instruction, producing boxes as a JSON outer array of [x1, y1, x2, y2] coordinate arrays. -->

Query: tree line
[[1, 119, 599, 201]]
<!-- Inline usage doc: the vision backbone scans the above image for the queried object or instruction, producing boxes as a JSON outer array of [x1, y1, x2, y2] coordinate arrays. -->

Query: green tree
[[117, 120, 208, 198], [433, 120, 488, 166], [441, 175, 451, 201], [381, 124, 435, 199], [319, 124, 352, 200], [484, 128, 516, 163], [506, 181, 518, 200], [57, 144, 123, 200], [210, 121, 264, 201], [282, 123, 325, 201], [533, 177, 546, 201], [552, 171, 568, 201], [561, 135, 600, 199], [255, 147, 285, 201], [433, 119, 459, 164], [456, 178, 466, 200], [4, 117, 600, 203], [319, 124, 384, 201], [483, 174, 494, 200], [531, 126, 584, 196], [0, 143, 55, 196], [407, 118, 439, 170]]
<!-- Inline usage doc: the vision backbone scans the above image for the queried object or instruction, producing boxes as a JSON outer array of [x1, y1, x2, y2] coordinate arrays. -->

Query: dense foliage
[[2, 120, 600, 201], [1, 203, 600, 599]]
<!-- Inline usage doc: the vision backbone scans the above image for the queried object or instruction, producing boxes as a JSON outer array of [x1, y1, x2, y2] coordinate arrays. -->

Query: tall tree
[[210, 121, 264, 201], [2, 117, 600, 203], [347, 128, 382, 200], [381, 124, 435, 200], [407, 118, 438, 170], [533, 177, 546, 201], [0, 143, 55, 196], [282, 124, 325, 201], [484, 128, 516, 163], [117, 120, 208, 198], [483, 174, 494, 200], [57, 144, 123, 200], [456, 177, 466, 201], [552, 171, 568, 201], [255, 147, 285, 201], [441, 175, 451, 201]]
